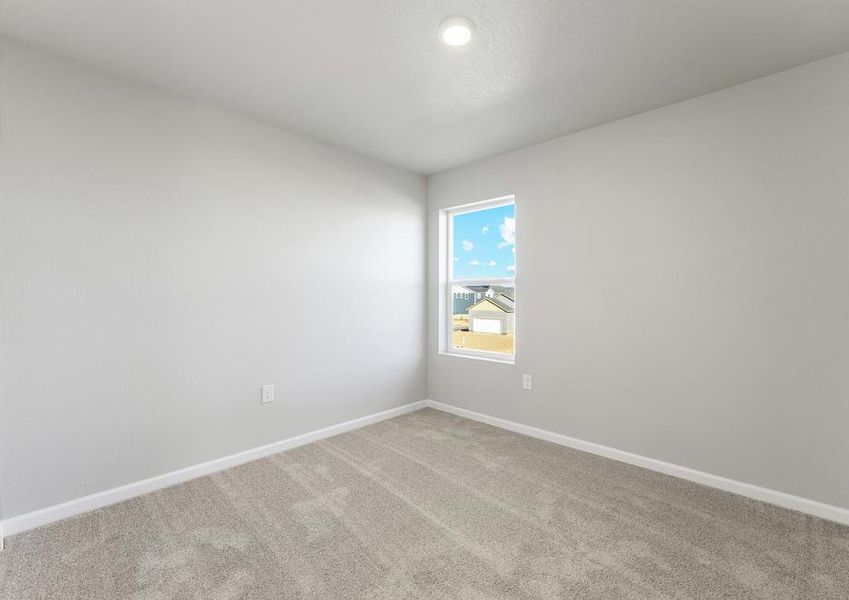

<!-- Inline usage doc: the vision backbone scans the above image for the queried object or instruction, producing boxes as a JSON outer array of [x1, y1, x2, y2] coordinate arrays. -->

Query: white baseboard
[[0, 400, 427, 539], [425, 400, 849, 526], [4, 397, 845, 544]]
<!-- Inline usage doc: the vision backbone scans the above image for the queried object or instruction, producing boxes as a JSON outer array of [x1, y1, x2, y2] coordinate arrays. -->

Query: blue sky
[[452, 204, 515, 279]]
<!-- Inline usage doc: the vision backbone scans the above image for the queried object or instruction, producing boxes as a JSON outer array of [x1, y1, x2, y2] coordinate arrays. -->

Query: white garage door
[[472, 318, 501, 334]]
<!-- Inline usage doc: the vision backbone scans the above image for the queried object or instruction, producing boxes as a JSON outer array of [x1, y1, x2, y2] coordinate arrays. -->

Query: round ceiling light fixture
[[439, 17, 474, 47]]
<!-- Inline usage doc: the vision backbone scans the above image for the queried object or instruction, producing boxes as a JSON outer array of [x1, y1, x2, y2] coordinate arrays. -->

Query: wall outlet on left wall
[[261, 384, 275, 403]]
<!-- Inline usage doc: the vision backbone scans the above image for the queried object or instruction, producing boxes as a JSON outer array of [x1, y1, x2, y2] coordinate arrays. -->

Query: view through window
[[447, 198, 515, 359]]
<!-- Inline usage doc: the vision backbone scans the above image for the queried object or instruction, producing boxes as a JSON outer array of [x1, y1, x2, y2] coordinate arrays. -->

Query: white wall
[[0, 42, 426, 518], [427, 53, 849, 510]]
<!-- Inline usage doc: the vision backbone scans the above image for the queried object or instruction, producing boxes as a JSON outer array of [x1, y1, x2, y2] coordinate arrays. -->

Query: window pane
[[452, 284, 515, 355], [452, 204, 515, 280]]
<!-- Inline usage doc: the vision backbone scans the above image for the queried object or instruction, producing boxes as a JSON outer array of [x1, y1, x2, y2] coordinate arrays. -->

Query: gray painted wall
[[2, 41, 848, 521], [427, 53, 849, 510], [0, 43, 426, 518]]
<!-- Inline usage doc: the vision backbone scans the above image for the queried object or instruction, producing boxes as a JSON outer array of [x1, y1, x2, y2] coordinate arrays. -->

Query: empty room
[[1, 1, 848, 598]]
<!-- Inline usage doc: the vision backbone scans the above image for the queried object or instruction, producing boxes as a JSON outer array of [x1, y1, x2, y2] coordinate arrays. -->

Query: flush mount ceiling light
[[439, 17, 474, 47]]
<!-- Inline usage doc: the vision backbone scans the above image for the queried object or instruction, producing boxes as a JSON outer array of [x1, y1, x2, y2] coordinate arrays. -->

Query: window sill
[[438, 350, 515, 365]]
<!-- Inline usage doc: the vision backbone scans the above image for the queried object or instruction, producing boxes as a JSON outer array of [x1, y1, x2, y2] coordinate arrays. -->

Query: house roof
[[490, 286, 515, 301], [469, 295, 515, 313], [452, 285, 486, 294], [465, 285, 491, 294], [456, 284, 514, 298]]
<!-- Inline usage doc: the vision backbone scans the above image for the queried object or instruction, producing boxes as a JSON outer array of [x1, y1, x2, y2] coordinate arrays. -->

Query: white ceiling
[[3, 1, 849, 174]]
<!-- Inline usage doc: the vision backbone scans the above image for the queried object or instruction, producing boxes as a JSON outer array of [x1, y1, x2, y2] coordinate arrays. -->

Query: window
[[441, 196, 515, 362]]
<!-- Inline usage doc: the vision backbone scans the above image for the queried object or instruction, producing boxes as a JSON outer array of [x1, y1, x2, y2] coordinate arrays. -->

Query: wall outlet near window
[[522, 374, 532, 390], [261, 384, 274, 403]]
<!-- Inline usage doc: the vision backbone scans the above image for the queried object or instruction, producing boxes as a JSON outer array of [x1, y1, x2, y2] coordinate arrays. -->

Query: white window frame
[[439, 195, 516, 364]]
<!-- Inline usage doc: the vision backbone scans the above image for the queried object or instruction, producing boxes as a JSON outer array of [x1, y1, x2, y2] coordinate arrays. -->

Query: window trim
[[440, 195, 516, 364]]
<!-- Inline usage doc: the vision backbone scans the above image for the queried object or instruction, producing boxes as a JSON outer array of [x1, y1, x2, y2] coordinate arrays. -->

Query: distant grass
[[452, 315, 514, 354]]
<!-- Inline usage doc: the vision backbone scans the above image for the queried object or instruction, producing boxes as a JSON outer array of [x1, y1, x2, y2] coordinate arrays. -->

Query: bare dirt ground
[[452, 315, 514, 354]]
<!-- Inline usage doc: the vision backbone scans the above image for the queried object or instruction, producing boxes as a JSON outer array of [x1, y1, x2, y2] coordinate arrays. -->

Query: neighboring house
[[452, 286, 487, 315], [468, 293, 515, 334]]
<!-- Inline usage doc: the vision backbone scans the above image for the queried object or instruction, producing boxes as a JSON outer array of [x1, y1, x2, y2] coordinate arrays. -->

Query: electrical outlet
[[522, 374, 532, 391], [261, 384, 274, 404]]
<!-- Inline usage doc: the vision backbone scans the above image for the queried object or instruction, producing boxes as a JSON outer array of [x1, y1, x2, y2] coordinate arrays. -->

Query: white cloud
[[453, 256, 459, 261], [485, 260, 496, 266], [497, 217, 515, 249], [506, 265, 515, 272], [469, 259, 480, 266], [461, 240, 474, 251], [481, 225, 489, 234]]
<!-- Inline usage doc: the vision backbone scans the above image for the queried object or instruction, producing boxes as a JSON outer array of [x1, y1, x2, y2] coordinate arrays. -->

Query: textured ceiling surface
[[3, 0, 849, 173]]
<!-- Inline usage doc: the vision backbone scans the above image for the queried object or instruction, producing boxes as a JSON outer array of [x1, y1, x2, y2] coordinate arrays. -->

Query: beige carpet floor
[[2, 408, 848, 599]]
